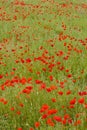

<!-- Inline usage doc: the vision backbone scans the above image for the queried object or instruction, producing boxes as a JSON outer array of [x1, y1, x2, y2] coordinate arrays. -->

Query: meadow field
[[0, 0, 87, 130]]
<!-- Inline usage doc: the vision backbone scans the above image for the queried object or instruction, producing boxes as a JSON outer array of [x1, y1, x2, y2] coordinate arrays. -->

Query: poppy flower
[[0, 74, 3, 79], [35, 122, 40, 128], [47, 109, 58, 115], [53, 116, 62, 122], [70, 98, 76, 105], [30, 128, 34, 130], [58, 91, 63, 95], [17, 128, 22, 130], [78, 97, 84, 104], [46, 118, 55, 126]]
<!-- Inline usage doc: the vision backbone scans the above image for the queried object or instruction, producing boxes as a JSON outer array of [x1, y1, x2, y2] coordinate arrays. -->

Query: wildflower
[[10, 107, 15, 111], [20, 77, 26, 84], [16, 111, 21, 115], [22, 88, 31, 94], [64, 114, 70, 119], [40, 104, 49, 113], [35, 80, 42, 84], [74, 120, 81, 126], [47, 109, 58, 115], [46, 88, 52, 92], [67, 74, 72, 78], [58, 91, 63, 95], [78, 97, 84, 104], [30, 128, 34, 130], [66, 90, 71, 95], [49, 75, 53, 81], [35, 122, 40, 128], [69, 105, 75, 109], [46, 118, 55, 126], [42, 114, 48, 119], [53, 116, 62, 122], [51, 98, 56, 102], [70, 98, 76, 105], [17, 128, 22, 130], [50, 85, 57, 90], [3, 100, 8, 105], [0, 74, 3, 79], [26, 58, 31, 63], [19, 103, 24, 107], [40, 83, 46, 90], [62, 119, 66, 125]]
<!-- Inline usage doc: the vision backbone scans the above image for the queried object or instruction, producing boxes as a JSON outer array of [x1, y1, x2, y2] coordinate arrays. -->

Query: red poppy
[[53, 116, 62, 122], [62, 119, 66, 125], [67, 74, 72, 78], [66, 90, 71, 95], [10, 107, 15, 111], [40, 104, 49, 113], [17, 128, 22, 130], [30, 128, 34, 130], [42, 114, 48, 119], [70, 98, 76, 105], [78, 97, 84, 104], [74, 120, 81, 126], [47, 109, 58, 115], [16, 111, 21, 115], [58, 91, 63, 95], [46, 118, 55, 126], [0, 74, 3, 79], [51, 98, 56, 102], [35, 122, 40, 128]]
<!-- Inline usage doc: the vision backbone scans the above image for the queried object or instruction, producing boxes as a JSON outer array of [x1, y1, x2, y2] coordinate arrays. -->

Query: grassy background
[[0, 0, 87, 130]]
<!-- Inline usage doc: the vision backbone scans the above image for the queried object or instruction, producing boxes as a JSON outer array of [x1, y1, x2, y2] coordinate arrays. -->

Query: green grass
[[0, 0, 87, 130]]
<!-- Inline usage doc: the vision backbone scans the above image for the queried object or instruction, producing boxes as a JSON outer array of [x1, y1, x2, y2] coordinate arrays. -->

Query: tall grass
[[0, 0, 87, 130]]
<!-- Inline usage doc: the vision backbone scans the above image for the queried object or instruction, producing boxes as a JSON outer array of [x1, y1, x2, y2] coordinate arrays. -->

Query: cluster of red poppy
[[0, 0, 87, 129]]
